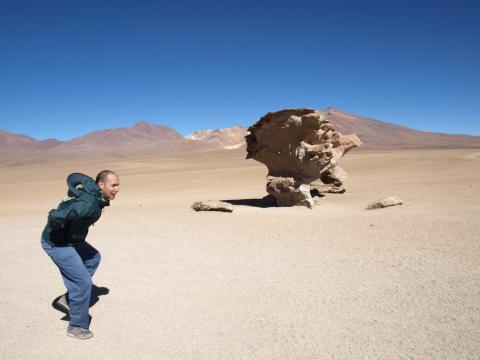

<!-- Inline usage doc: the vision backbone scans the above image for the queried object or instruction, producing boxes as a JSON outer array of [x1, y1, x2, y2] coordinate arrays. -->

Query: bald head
[[96, 170, 120, 201]]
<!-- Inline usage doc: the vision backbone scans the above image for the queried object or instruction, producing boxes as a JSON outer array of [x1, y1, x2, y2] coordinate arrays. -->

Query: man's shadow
[[51, 285, 110, 322]]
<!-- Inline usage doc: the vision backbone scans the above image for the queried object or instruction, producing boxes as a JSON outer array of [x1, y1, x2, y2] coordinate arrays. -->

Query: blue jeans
[[41, 237, 101, 329]]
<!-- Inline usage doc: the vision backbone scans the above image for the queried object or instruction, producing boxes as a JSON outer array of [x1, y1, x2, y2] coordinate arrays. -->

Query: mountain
[[2, 111, 480, 155], [186, 125, 247, 149], [1, 121, 185, 151], [325, 108, 480, 148], [0, 130, 61, 150], [187, 109, 480, 149], [64, 120, 184, 149]]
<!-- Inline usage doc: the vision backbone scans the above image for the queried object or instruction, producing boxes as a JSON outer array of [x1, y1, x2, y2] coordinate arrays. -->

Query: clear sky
[[1, 0, 479, 140]]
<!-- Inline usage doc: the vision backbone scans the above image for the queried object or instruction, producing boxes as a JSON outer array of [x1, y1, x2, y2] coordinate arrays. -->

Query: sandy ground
[[0, 148, 479, 359]]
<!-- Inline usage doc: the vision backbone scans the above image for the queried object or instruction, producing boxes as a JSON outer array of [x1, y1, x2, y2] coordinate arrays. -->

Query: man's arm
[[47, 203, 79, 230]]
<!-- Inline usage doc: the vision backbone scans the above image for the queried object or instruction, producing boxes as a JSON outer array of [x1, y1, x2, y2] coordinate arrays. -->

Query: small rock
[[366, 196, 403, 210], [326, 185, 346, 194], [191, 201, 234, 212]]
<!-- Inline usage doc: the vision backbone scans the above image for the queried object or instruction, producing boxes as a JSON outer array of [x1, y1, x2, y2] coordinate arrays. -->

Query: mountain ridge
[[2, 109, 480, 153]]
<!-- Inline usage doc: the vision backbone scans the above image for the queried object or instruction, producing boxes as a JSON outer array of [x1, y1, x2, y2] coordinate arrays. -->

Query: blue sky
[[1, 0, 479, 140]]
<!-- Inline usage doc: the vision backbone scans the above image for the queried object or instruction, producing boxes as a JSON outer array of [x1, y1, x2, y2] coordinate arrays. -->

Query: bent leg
[[75, 241, 101, 277], [41, 239, 92, 329]]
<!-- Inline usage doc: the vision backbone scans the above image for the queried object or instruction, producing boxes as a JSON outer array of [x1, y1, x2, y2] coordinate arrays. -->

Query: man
[[41, 170, 120, 340]]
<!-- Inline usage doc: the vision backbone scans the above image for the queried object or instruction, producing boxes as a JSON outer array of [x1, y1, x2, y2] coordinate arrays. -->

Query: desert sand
[[1, 147, 479, 359]]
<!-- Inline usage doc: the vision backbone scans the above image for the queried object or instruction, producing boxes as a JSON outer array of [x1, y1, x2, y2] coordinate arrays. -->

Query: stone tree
[[245, 108, 362, 208]]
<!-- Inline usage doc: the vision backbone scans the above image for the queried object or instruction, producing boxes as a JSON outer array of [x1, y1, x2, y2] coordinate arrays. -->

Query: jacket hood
[[66, 172, 108, 208], [82, 177, 101, 196], [82, 178, 109, 208]]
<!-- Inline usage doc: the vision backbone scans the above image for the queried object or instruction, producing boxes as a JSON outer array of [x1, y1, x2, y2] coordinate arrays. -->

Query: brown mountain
[[0, 130, 61, 150], [0, 121, 185, 150], [186, 125, 247, 148], [325, 108, 480, 148], [2, 110, 480, 156], [64, 120, 184, 148], [187, 109, 480, 149], [0, 121, 214, 160]]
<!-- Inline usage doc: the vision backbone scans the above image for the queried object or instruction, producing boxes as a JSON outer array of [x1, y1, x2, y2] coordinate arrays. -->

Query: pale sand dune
[[1, 148, 479, 359]]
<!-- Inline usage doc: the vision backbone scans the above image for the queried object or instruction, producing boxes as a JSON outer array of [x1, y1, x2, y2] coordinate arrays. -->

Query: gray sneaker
[[57, 294, 70, 312], [67, 325, 94, 340]]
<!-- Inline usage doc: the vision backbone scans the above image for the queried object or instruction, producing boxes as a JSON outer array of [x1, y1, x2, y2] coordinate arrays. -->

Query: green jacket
[[42, 176, 109, 246]]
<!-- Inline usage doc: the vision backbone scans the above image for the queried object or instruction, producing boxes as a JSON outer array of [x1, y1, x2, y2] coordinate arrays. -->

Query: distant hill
[[0, 121, 210, 155], [186, 125, 247, 149], [63, 120, 184, 149], [2, 110, 480, 156], [186, 109, 480, 149], [0, 130, 61, 150], [325, 108, 480, 148]]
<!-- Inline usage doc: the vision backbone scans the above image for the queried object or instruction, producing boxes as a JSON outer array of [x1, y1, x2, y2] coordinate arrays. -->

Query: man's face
[[98, 173, 120, 201]]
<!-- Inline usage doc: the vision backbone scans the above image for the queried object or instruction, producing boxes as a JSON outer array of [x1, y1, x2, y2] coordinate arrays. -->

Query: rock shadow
[[222, 195, 277, 208], [223, 191, 328, 209]]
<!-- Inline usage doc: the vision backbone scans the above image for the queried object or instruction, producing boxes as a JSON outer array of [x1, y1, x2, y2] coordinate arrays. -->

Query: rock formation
[[245, 108, 362, 208]]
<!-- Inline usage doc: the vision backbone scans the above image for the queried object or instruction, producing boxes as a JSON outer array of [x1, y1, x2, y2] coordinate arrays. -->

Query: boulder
[[191, 201, 234, 212], [245, 108, 361, 207], [366, 196, 403, 210]]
